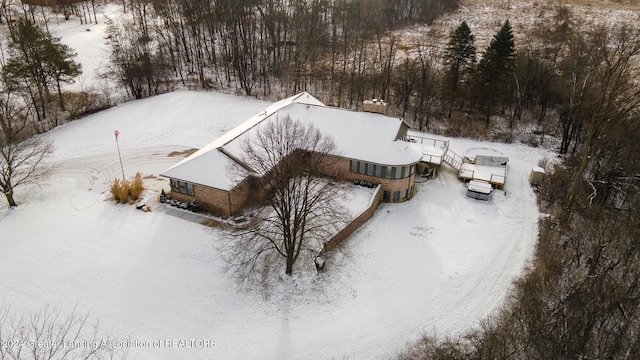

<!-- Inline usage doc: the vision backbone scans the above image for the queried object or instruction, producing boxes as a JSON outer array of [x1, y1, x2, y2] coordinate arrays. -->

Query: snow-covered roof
[[468, 180, 493, 194], [161, 92, 421, 190]]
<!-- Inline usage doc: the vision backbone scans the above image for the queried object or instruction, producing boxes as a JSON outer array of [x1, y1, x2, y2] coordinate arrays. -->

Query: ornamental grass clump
[[110, 172, 145, 204]]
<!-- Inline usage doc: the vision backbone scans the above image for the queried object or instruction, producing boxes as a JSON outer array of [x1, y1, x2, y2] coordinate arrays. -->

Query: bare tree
[[0, 304, 128, 360], [560, 25, 640, 223], [0, 90, 53, 207], [223, 116, 350, 279]]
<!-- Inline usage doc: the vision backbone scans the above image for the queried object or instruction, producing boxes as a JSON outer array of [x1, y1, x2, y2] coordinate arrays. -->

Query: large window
[[170, 179, 194, 196], [349, 159, 416, 180], [393, 166, 402, 179], [385, 166, 392, 179], [350, 160, 358, 172], [367, 164, 375, 176]]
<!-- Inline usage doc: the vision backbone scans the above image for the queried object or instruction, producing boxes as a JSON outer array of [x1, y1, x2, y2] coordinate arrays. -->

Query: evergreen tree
[[475, 20, 516, 124], [444, 21, 476, 118], [2, 18, 81, 123]]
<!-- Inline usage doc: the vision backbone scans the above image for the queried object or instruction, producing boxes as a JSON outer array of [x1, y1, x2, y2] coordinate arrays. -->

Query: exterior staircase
[[442, 148, 463, 170]]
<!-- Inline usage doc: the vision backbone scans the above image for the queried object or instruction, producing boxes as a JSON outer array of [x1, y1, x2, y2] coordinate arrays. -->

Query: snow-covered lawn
[[0, 91, 551, 359], [48, 3, 120, 93]]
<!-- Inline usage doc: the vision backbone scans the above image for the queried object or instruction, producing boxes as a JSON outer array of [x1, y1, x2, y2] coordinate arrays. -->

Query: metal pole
[[115, 130, 125, 181]]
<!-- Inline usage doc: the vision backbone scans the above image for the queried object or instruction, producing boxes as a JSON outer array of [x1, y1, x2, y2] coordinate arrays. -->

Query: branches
[[0, 304, 128, 360], [221, 115, 350, 282], [560, 25, 640, 221], [2, 17, 82, 126], [0, 89, 53, 207]]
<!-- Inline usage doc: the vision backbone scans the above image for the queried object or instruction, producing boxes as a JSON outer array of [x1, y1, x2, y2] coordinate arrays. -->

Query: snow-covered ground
[[0, 3, 558, 358], [0, 91, 552, 359], [46, 3, 119, 93], [395, 0, 640, 64]]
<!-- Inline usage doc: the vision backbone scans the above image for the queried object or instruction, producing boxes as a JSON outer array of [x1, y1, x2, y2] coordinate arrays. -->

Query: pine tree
[[475, 20, 516, 125], [2, 19, 81, 123], [444, 21, 476, 118]]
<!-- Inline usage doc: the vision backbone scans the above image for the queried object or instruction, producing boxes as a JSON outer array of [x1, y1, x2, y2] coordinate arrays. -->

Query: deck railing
[[443, 149, 463, 170]]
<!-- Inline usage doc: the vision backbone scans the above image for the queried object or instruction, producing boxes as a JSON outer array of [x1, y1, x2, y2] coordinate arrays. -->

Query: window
[[170, 179, 194, 196], [385, 166, 392, 179], [393, 191, 400, 201], [350, 161, 416, 180], [367, 164, 375, 176], [401, 189, 408, 200], [383, 191, 390, 201]]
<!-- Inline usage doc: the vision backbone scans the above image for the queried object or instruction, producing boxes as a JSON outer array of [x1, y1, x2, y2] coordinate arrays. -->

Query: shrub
[[117, 182, 130, 203], [130, 172, 144, 199], [110, 172, 145, 204], [110, 178, 124, 203]]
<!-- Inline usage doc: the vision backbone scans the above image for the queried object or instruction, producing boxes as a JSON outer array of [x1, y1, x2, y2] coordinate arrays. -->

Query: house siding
[[169, 179, 250, 217], [168, 152, 416, 216], [321, 154, 416, 202]]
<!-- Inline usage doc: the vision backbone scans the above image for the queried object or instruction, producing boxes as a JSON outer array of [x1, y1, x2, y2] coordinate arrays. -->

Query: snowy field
[[0, 91, 552, 359], [0, 3, 554, 359], [48, 3, 118, 93]]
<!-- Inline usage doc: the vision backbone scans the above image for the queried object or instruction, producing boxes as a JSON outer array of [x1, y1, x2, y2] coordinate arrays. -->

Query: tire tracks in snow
[[51, 146, 193, 208]]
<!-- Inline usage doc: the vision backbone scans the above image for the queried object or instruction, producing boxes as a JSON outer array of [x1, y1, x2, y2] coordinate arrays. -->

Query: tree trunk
[[560, 126, 594, 224], [3, 187, 17, 207], [56, 78, 65, 111], [285, 254, 294, 275]]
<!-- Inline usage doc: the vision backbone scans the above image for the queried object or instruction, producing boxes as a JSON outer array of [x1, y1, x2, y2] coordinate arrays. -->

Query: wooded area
[[0, 0, 639, 357]]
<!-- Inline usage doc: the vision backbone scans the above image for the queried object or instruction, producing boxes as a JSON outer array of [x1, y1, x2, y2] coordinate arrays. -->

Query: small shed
[[467, 180, 493, 201], [529, 166, 545, 186]]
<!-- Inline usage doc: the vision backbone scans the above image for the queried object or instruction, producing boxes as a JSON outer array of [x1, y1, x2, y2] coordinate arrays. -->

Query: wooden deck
[[458, 152, 508, 186], [407, 135, 449, 166]]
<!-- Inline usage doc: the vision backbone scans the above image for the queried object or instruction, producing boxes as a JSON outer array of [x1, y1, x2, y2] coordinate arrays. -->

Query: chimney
[[362, 98, 387, 115]]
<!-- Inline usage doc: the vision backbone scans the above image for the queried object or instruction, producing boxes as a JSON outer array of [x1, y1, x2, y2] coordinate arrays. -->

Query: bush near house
[[110, 172, 144, 204]]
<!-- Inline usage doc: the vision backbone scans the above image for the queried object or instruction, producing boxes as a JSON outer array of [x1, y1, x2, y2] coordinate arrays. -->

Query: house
[[160, 92, 424, 217]]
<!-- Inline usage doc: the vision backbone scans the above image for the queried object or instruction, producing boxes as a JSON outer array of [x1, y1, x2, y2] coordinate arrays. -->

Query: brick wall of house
[[170, 179, 250, 217], [323, 185, 383, 252], [229, 179, 251, 215], [168, 190, 194, 205], [169, 151, 416, 217], [319, 154, 416, 202]]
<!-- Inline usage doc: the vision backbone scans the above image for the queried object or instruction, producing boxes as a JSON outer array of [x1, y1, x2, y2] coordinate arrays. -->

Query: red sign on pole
[[114, 129, 120, 138]]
